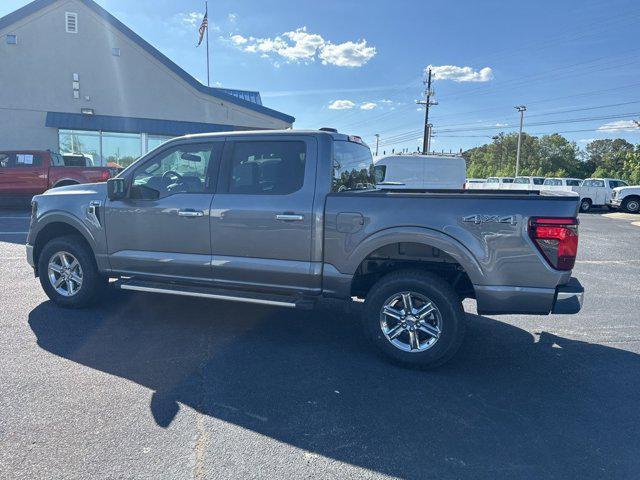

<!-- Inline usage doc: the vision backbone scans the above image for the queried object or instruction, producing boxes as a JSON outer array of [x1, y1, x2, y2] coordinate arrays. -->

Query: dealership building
[[0, 0, 294, 166]]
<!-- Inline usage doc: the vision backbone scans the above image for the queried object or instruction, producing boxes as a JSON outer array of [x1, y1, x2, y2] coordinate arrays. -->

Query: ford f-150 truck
[[26, 130, 584, 367], [0, 150, 111, 199]]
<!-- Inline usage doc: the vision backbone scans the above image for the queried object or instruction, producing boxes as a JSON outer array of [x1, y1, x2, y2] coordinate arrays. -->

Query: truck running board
[[115, 279, 315, 310]]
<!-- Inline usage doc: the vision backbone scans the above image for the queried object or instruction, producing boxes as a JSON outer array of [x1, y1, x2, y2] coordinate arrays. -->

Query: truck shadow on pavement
[[29, 292, 640, 479]]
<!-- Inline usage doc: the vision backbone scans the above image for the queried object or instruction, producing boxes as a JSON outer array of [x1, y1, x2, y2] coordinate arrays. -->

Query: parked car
[[464, 178, 486, 189], [507, 176, 546, 190], [26, 130, 584, 368], [574, 178, 628, 212], [373, 154, 466, 189], [0, 150, 112, 199], [609, 185, 640, 213], [541, 178, 583, 191], [484, 177, 515, 188]]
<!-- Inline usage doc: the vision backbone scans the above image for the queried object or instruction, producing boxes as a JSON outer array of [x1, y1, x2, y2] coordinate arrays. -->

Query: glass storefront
[[59, 130, 175, 168], [102, 132, 142, 168], [59, 130, 101, 166], [147, 135, 174, 152]]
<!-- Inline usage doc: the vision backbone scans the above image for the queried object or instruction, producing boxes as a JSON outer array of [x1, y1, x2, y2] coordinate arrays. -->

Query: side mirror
[[107, 178, 127, 200]]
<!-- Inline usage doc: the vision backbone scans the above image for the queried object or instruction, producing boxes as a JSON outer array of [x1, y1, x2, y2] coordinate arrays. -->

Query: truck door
[[0, 152, 48, 195], [210, 135, 320, 295], [104, 140, 224, 281]]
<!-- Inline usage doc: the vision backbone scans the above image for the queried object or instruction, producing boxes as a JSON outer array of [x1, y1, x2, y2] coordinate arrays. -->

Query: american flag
[[197, 10, 208, 47]]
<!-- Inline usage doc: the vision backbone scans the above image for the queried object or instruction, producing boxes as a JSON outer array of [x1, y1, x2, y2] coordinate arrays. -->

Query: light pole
[[515, 105, 526, 177], [374, 134, 380, 156]]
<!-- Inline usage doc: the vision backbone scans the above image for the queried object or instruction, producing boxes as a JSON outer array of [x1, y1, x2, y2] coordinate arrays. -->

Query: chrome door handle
[[275, 214, 304, 221], [178, 209, 204, 218]]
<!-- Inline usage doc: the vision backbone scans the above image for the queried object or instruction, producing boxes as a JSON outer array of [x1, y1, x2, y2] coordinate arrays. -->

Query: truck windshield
[[332, 140, 375, 192]]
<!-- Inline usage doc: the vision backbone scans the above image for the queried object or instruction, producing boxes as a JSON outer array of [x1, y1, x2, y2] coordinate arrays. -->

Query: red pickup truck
[[0, 150, 112, 198]]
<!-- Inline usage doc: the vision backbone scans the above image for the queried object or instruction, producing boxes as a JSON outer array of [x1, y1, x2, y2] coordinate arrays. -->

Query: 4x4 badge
[[462, 214, 517, 225]]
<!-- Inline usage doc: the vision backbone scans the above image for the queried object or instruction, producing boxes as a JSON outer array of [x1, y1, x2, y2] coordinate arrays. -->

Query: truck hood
[[40, 182, 108, 198], [614, 185, 640, 194]]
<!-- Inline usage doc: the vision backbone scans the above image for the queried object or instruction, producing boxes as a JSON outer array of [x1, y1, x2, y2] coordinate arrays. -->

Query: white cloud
[[360, 102, 377, 110], [319, 40, 376, 67], [328, 100, 356, 110], [230, 34, 248, 45], [175, 12, 219, 32], [229, 26, 376, 67], [494, 122, 508, 127], [578, 138, 597, 143], [597, 120, 639, 132], [178, 12, 203, 27], [428, 65, 494, 82], [228, 13, 238, 23]]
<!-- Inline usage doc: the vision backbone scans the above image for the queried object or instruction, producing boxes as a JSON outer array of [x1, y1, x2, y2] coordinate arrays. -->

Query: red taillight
[[100, 170, 111, 181], [528, 217, 579, 270]]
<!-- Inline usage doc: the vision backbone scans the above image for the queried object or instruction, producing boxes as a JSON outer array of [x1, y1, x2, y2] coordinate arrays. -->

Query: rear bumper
[[475, 277, 584, 315], [551, 277, 584, 314]]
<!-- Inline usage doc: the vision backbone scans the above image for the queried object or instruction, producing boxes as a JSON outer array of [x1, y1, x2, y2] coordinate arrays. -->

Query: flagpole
[[205, 1, 210, 87]]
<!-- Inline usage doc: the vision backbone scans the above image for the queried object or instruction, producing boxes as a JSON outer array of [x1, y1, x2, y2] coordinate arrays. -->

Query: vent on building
[[112, 48, 121, 57], [65, 12, 78, 33], [6, 34, 17, 45]]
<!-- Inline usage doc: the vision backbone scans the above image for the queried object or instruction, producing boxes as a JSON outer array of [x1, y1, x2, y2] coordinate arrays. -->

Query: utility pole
[[374, 134, 380, 156], [417, 68, 438, 155], [515, 105, 526, 177], [427, 123, 433, 154]]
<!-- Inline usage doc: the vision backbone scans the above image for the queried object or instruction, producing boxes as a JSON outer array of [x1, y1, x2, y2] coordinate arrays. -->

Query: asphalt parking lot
[[1, 209, 639, 480]]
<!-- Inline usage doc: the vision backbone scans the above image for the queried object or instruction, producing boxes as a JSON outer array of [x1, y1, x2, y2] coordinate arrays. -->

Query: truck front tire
[[622, 197, 640, 214], [362, 270, 466, 368], [37, 235, 107, 308]]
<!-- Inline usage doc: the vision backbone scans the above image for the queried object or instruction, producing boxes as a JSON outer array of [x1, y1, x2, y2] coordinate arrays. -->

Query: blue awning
[[46, 112, 254, 136]]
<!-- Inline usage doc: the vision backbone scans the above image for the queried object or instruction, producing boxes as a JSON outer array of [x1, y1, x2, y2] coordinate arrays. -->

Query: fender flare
[[31, 211, 97, 259], [343, 226, 485, 285]]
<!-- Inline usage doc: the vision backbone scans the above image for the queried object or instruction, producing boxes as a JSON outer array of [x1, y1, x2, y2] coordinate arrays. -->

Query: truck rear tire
[[579, 199, 592, 213], [362, 270, 466, 368], [37, 235, 107, 308]]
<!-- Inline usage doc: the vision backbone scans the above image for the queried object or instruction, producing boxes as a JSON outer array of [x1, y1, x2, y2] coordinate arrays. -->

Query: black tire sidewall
[[38, 235, 104, 308], [623, 198, 640, 213], [580, 199, 591, 212], [363, 271, 465, 368]]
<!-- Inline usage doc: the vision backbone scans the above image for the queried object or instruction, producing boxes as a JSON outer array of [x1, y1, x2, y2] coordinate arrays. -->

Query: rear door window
[[533, 178, 545, 185], [226, 141, 306, 195], [566, 179, 581, 186], [15, 153, 41, 167]]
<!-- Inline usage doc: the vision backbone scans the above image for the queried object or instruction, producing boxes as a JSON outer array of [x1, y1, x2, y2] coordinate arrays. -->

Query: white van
[[541, 178, 583, 192], [484, 177, 515, 189], [506, 176, 546, 190], [374, 154, 466, 190]]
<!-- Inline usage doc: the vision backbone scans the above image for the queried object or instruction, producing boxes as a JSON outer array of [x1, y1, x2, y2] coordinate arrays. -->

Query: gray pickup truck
[[26, 130, 584, 367]]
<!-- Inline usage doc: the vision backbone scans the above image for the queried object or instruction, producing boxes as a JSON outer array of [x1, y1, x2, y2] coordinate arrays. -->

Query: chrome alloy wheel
[[379, 291, 442, 352], [47, 251, 83, 297]]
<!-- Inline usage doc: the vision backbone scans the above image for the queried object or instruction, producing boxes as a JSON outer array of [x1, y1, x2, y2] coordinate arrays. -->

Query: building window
[[101, 132, 142, 168], [6, 34, 17, 45], [59, 130, 101, 164], [65, 12, 78, 33], [147, 135, 174, 152]]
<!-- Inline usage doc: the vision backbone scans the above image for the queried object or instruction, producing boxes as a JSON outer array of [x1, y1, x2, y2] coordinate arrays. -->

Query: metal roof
[[0, 0, 293, 124]]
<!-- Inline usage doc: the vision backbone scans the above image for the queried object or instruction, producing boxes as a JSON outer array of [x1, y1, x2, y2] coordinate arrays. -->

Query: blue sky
[[2, 0, 640, 153]]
